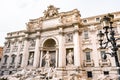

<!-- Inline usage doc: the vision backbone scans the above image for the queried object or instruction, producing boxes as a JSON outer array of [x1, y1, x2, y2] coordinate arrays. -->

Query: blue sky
[[0, 0, 120, 46]]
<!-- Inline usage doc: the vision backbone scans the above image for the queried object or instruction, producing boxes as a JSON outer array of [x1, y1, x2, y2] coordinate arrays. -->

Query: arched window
[[11, 54, 16, 64], [3, 55, 8, 64], [7, 42, 11, 48], [19, 54, 22, 64]]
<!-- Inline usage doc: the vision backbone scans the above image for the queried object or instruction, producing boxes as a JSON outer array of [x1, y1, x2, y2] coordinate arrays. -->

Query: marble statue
[[42, 52, 51, 67], [67, 50, 74, 65], [43, 5, 59, 19], [28, 53, 34, 65]]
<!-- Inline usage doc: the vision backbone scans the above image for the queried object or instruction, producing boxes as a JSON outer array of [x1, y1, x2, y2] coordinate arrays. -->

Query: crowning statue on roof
[[43, 5, 59, 19]]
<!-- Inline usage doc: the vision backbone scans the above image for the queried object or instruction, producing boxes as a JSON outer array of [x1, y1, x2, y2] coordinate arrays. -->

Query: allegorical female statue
[[28, 53, 34, 65], [42, 52, 51, 67], [67, 49, 74, 65]]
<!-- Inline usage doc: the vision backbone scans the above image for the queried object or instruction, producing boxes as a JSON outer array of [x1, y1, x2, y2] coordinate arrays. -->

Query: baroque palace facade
[[0, 5, 120, 79]]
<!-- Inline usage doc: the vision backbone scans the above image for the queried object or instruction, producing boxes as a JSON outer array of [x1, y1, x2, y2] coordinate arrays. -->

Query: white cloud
[[0, 0, 120, 46]]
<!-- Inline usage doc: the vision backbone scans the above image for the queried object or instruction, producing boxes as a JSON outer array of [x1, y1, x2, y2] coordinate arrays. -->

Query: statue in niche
[[67, 49, 74, 65], [28, 53, 34, 65], [42, 52, 51, 67]]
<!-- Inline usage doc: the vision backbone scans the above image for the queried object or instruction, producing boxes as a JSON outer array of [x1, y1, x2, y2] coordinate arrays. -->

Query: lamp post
[[97, 14, 120, 79]]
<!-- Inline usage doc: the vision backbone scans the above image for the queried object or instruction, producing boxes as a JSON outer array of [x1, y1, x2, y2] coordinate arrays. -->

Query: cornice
[[5, 35, 25, 39], [82, 11, 120, 20]]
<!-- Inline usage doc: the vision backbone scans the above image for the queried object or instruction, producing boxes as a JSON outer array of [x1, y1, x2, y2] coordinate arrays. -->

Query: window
[[1, 71, 4, 76], [87, 71, 92, 78], [12, 42, 18, 52], [10, 33, 12, 36], [84, 30, 89, 39], [86, 52, 91, 61], [17, 32, 19, 35], [11, 55, 16, 64], [19, 54, 22, 64], [83, 19, 87, 23], [104, 71, 109, 75], [7, 42, 11, 48], [9, 71, 12, 75], [4, 55, 8, 64], [113, 27, 118, 34], [96, 17, 100, 21]]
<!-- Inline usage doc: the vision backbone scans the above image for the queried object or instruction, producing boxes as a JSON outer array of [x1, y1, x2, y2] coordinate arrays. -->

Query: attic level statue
[[43, 5, 59, 18]]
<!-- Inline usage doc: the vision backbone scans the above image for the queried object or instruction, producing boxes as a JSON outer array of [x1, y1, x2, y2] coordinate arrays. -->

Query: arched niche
[[40, 37, 58, 68]]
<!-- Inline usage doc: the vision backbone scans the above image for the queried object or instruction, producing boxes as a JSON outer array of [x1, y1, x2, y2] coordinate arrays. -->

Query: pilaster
[[33, 31, 40, 68], [73, 23, 81, 67], [90, 29, 99, 67], [7, 42, 14, 68], [40, 50, 43, 67], [58, 27, 66, 67], [15, 40, 22, 68], [21, 35, 29, 68]]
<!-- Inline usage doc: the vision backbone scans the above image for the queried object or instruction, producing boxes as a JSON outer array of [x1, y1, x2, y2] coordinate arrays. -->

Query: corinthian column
[[58, 27, 66, 67], [73, 24, 81, 67], [33, 31, 40, 68], [21, 34, 29, 68]]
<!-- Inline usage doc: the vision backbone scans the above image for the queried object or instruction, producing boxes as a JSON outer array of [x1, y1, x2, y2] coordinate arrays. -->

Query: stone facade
[[0, 5, 120, 79]]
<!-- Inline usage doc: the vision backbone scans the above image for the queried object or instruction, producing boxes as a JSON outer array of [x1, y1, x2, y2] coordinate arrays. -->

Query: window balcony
[[83, 59, 94, 67], [1, 63, 7, 69], [99, 59, 111, 67], [9, 63, 15, 68], [28, 47, 35, 50]]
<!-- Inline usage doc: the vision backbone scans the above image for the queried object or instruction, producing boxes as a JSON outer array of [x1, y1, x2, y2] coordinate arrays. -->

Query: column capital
[[35, 31, 41, 39], [18, 39, 23, 43], [73, 28, 79, 33], [59, 31, 64, 35], [23, 37, 29, 41], [73, 23, 79, 33], [35, 34, 40, 39], [23, 33, 30, 41], [59, 27, 64, 35]]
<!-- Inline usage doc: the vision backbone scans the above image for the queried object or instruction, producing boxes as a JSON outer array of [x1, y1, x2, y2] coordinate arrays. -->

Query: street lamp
[[97, 13, 120, 79]]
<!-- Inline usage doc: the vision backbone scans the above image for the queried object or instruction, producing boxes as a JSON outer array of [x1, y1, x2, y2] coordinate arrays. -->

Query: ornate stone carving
[[26, 18, 42, 32], [43, 5, 59, 19], [60, 9, 81, 25], [61, 16, 73, 24], [29, 39, 35, 47], [65, 33, 73, 43]]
